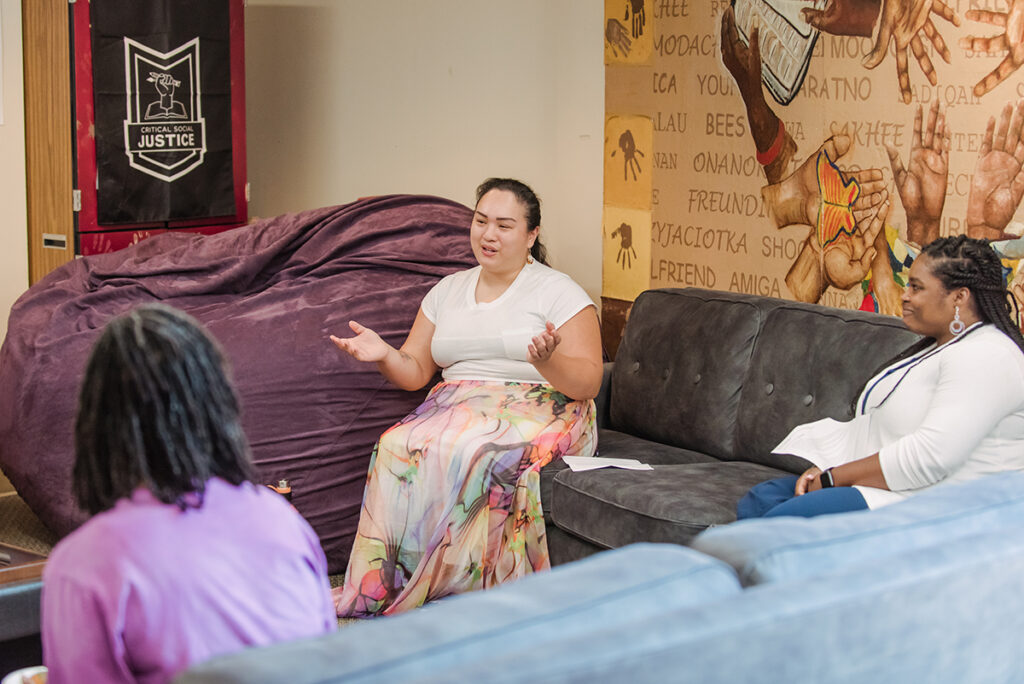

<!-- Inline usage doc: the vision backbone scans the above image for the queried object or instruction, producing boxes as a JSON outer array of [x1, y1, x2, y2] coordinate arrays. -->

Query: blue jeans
[[736, 475, 868, 519]]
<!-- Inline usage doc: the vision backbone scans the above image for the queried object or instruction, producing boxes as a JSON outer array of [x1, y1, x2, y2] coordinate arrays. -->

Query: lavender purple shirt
[[41, 478, 336, 684]]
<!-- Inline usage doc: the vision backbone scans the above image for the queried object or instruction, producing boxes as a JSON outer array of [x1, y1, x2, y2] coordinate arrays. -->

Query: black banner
[[92, 0, 236, 224]]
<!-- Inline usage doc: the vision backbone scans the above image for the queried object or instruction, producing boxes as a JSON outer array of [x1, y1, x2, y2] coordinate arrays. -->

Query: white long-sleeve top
[[772, 323, 1024, 508]]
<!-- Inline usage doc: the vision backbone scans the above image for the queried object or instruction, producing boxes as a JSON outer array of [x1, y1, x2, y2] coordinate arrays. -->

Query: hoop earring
[[949, 305, 965, 335]]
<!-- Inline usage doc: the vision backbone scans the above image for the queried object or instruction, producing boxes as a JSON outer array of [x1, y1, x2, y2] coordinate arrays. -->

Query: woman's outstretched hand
[[330, 320, 391, 362], [795, 466, 823, 496], [527, 321, 562, 365]]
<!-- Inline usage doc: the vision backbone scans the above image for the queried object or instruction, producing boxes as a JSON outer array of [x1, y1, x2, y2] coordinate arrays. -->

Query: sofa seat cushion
[[691, 471, 1024, 586], [175, 543, 742, 684], [540, 429, 719, 518], [551, 461, 791, 548]]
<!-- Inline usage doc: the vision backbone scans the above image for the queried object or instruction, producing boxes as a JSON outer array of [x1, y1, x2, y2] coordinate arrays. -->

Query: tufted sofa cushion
[[736, 302, 920, 471], [608, 289, 782, 460]]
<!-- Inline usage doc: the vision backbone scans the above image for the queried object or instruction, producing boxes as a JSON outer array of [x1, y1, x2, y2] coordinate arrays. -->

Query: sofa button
[[632, 361, 640, 373], [765, 383, 774, 395], [803, 394, 813, 406], [693, 373, 701, 384], [662, 369, 670, 381]]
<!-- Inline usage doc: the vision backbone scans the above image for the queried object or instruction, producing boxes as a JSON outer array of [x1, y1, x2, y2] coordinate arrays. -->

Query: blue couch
[[176, 471, 1024, 683]]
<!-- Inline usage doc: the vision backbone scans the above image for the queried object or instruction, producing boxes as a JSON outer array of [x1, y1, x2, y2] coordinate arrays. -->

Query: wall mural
[[602, 0, 1024, 356]]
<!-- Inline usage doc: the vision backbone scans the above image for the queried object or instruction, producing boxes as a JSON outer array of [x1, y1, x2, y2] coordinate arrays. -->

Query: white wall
[[244, 0, 603, 301], [0, 0, 27, 493], [0, 0, 29, 345]]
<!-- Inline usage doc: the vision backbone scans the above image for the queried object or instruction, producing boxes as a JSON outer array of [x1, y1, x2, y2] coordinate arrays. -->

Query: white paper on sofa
[[563, 456, 653, 472], [771, 414, 874, 470]]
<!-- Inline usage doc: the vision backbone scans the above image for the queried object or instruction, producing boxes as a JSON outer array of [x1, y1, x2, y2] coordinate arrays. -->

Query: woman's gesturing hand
[[330, 320, 391, 362], [795, 466, 823, 496], [527, 321, 562, 365]]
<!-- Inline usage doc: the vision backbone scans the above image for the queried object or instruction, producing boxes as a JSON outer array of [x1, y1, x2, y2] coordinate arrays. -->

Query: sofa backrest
[[608, 288, 918, 468], [422, 528, 1024, 683], [174, 543, 741, 684], [735, 301, 919, 471], [691, 471, 1024, 586], [609, 289, 783, 460]]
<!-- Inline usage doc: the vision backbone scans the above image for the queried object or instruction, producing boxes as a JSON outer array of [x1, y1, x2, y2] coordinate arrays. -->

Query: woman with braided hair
[[738, 234, 1024, 519], [41, 305, 335, 684]]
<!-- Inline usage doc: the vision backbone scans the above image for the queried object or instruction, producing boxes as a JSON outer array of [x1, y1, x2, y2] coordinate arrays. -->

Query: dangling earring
[[526, 246, 534, 264], [949, 305, 965, 335]]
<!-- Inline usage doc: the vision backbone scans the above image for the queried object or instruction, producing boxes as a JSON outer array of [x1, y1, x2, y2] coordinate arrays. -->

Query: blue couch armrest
[[175, 543, 741, 684]]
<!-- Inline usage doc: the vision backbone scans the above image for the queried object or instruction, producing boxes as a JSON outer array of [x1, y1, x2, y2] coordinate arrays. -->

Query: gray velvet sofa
[[541, 287, 920, 564]]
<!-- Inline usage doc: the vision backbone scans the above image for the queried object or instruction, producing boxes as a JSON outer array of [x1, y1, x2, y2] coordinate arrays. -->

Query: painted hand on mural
[[784, 193, 890, 301], [967, 99, 1024, 240], [720, 6, 797, 184], [627, 0, 646, 39], [801, 0, 880, 38], [606, 18, 633, 57], [863, 0, 960, 104], [823, 194, 890, 291], [611, 130, 645, 181], [885, 99, 950, 247], [760, 134, 882, 230], [611, 223, 638, 269], [960, 1, 1024, 97]]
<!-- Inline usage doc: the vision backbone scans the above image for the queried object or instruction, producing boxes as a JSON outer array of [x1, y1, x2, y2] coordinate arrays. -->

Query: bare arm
[[330, 308, 438, 391], [796, 454, 890, 495], [528, 306, 603, 401]]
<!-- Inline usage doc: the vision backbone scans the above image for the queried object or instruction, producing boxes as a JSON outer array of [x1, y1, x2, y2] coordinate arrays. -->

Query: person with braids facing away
[[41, 305, 335, 684], [738, 235, 1024, 519], [330, 178, 601, 617]]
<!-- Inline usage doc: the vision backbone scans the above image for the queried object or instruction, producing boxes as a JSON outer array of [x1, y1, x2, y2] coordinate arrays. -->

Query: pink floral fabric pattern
[[333, 380, 596, 617]]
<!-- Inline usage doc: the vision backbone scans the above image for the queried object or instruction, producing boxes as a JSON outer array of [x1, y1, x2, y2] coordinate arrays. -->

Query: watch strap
[[820, 467, 835, 489]]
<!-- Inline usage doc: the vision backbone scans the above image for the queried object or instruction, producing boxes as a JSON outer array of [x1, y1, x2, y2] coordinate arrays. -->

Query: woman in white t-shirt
[[738, 235, 1024, 519], [330, 178, 602, 616]]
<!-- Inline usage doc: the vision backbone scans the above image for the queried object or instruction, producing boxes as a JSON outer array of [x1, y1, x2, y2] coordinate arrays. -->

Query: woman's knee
[[736, 476, 799, 520], [762, 487, 868, 518]]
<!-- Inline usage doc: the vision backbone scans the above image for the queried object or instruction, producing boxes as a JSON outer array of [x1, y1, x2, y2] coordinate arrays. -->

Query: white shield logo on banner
[[123, 37, 206, 182]]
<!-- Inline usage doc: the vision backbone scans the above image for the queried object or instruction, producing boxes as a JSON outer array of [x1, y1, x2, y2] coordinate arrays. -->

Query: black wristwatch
[[819, 467, 836, 489]]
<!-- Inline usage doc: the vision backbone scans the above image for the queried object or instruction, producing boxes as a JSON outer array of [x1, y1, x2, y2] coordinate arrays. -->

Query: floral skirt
[[333, 380, 597, 617]]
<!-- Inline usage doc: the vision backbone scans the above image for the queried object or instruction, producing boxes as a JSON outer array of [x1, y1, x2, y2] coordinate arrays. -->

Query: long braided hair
[[73, 304, 255, 515], [921, 234, 1024, 353]]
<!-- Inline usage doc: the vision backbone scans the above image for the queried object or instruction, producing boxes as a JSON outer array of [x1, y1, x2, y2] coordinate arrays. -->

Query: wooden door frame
[[22, 0, 74, 285]]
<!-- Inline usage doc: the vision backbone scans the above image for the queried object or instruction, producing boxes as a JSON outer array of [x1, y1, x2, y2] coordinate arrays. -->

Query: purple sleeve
[[42, 574, 135, 684]]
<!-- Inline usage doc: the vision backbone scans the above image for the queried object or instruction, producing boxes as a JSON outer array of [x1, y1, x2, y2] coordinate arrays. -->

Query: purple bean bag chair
[[0, 194, 476, 573]]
